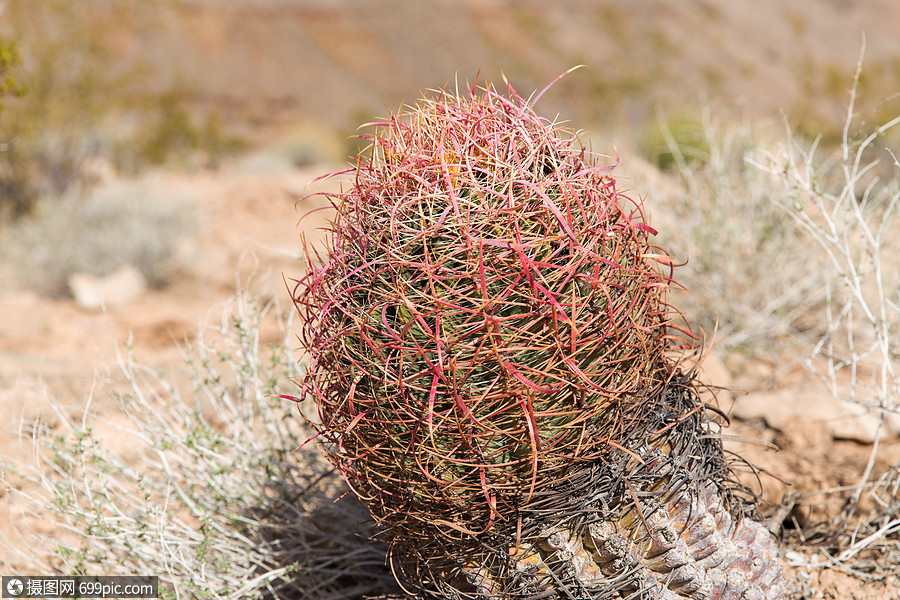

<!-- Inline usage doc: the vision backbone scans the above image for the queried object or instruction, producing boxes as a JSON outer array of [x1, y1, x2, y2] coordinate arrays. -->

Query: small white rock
[[69, 264, 147, 310]]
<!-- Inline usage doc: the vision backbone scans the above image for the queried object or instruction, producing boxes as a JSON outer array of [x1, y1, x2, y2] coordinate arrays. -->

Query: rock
[[726, 387, 893, 444], [68, 264, 147, 310], [884, 411, 900, 438]]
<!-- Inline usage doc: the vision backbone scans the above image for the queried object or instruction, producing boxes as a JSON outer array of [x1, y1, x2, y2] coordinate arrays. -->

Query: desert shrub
[[0, 36, 23, 109], [124, 89, 246, 173], [0, 35, 27, 220], [633, 106, 826, 353], [0, 289, 400, 599], [0, 176, 196, 297], [0, 1, 140, 218], [636, 52, 899, 363], [639, 109, 710, 171], [750, 59, 900, 587], [0, 2, 243, 223], [791, 52, 900, 153], [753, 114, 900, 419]]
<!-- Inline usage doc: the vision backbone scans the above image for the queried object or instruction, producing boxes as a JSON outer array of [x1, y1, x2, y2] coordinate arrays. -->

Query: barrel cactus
[[292, 78, 787, 599]]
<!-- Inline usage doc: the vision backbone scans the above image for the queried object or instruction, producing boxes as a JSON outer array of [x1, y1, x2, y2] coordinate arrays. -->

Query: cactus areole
[[292, 77, 786, 599]]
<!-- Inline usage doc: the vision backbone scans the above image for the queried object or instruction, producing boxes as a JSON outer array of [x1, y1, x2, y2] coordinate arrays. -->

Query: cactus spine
[[293, 78, 787, 599]]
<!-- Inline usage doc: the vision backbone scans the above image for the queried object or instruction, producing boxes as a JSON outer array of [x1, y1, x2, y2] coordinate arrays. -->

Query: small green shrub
[[127, 90, 246, 172], [639, 110, 711, 171], [0, 35, 28, 221], [0, 37, 24, 109]]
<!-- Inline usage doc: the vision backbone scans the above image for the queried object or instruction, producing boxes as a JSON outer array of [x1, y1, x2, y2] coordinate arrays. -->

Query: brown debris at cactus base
[[385, 370, 778, 600], [291, 78, 776, 598]]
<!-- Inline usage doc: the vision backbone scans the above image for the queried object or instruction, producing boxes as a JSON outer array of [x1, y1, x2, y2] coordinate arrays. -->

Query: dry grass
[[0, 286, 400, 599], [750, 52, 900, 589], [633, 107, 827, 354]]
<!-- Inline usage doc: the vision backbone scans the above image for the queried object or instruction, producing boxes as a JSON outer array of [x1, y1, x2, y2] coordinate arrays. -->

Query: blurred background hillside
[[2, 0, 900, 215]]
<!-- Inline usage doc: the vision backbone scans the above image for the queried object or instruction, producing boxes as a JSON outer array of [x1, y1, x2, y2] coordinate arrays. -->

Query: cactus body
[[293, 79, 786, 599]]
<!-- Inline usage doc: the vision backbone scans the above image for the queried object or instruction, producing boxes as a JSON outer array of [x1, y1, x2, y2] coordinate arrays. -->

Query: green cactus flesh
[[293, 78, 786, 599]]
